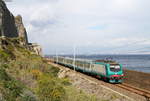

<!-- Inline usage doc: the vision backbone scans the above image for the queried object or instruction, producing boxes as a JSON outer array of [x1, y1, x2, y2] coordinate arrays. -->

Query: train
[[53, 56, 124, 83]]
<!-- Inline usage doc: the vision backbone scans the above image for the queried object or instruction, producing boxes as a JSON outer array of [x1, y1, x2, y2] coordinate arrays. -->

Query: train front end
[[107, 64, 124, 83]]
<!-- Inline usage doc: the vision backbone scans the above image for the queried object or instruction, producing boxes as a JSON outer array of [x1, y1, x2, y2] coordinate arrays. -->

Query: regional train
[[53, 56, 124, 83]]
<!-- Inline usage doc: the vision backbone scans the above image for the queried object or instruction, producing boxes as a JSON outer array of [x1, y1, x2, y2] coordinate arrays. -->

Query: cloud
[[6, 0, 150, 54], [88, 25, 107, 30]]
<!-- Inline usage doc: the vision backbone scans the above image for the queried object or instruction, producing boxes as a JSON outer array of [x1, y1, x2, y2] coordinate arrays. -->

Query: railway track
[[46, 59, 150, 101], [116, 83, 150, 100]]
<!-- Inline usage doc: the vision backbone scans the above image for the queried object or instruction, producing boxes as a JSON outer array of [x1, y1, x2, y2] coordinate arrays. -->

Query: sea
[[72, 54, 150, 73]]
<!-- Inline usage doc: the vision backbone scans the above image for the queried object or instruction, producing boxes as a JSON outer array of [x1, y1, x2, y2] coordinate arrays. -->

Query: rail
[[116, 83, 150, 100]]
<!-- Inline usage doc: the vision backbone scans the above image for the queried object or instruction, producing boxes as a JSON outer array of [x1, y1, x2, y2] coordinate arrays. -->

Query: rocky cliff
[[15, 15, 28, 44], [0, 0, 29, 45], [0, 0, 42, 55], [0, 0, 18, 37]]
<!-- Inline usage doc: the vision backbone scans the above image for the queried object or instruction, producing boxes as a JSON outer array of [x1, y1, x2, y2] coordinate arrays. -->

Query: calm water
[[74, 55, 150, 73]]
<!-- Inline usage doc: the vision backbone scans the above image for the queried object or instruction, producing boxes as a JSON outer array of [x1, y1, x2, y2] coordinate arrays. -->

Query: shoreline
[[124, 69, 150, 91], [123, 68, 150, 74]]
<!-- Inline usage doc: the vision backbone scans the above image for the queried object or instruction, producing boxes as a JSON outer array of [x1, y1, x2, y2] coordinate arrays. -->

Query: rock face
[[15, 15, 28, 44], [0, 0, 43, 56], [0, 0, 18, 37], [0, 0, 28, 45]]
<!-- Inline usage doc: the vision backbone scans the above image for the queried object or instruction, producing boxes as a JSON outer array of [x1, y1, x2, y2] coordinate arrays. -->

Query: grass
[[0, 37, 100, 101], [64, 86, 98, 101]]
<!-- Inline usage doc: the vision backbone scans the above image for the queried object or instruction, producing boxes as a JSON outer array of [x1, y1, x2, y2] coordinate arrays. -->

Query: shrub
[[0, 49, 10, 62], [31, 69, 42, 80], [36, 74, 66, 101], [0, 68, 11, 81], [0, 68, 24, 100], [20, 90, 38, 101], [4, 80, 23, 98], [61, 78, 71, 86]]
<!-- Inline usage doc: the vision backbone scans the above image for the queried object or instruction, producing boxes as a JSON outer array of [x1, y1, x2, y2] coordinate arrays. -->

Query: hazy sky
[[6, 0, 150, 55]]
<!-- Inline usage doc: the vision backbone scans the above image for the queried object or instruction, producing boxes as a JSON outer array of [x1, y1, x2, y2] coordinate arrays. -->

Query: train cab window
[[110, 65, 121, 72]]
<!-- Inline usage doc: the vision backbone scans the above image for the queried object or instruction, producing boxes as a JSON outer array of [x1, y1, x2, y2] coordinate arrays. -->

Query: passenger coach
[[53, 57, 124, 83]]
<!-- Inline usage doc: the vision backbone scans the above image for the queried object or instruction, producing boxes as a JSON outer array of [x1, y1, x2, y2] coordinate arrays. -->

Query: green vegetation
[[0, 37, 99, 101]]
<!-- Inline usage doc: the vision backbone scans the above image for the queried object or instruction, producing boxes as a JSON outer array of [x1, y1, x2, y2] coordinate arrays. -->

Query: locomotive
[[53, 56, 124, 83]]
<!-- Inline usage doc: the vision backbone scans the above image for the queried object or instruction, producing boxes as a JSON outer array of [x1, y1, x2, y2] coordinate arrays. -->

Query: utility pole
[[90, 60, 92, 71], [55, 50, 58, 66], [73, 45, 76, 71]]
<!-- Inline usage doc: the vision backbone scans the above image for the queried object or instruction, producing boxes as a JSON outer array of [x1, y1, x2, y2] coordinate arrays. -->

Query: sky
[[6, 0, 150, 55]]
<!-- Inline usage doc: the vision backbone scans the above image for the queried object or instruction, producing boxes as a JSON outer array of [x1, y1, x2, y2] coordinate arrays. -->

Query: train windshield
[[110, 65, 121, 72]]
